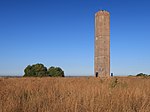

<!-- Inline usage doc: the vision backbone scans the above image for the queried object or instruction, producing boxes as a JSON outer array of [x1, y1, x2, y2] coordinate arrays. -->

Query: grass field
[[0, 77, 150, 112]]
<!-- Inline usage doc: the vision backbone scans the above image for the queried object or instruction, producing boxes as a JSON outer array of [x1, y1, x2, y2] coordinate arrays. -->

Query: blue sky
[[0, 0, 150, 76]]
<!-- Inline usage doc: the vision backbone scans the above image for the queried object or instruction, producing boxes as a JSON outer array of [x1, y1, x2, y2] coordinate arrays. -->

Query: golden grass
[[0, 77, 150, 112]]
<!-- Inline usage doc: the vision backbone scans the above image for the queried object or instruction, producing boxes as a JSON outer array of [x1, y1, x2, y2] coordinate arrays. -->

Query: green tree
[[48, 66, 64, 77], [24, 64, 47, 77], [136, 73, 148, 77]]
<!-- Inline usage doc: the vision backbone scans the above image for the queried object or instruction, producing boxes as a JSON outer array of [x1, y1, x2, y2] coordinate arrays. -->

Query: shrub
[[110, 78, 118, 88], [136, 73, 148, 77]]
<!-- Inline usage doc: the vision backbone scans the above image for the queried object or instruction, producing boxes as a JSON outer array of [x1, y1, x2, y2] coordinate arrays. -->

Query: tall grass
[[0, 77, 150, 112]]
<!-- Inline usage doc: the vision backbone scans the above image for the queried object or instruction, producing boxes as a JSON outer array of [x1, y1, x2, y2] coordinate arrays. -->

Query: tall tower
[[94, 10, 110, 77]]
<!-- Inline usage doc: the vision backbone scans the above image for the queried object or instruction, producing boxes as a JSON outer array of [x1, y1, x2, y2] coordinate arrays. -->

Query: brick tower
[[94, 10, 110, 77]]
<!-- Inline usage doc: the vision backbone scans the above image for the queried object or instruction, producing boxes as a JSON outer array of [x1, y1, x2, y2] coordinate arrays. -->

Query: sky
[[0, 0, 150, 76]]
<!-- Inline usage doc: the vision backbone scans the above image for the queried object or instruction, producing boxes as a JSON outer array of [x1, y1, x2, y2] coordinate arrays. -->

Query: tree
[[23, 63, 65, 77], [24, 64, 47, 77], [136, 73, 148, 77], [48, 66, 64, 77]]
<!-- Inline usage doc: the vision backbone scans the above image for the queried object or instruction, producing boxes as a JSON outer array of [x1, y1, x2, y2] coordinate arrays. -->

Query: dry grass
[[0, 77, 150, 112]]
